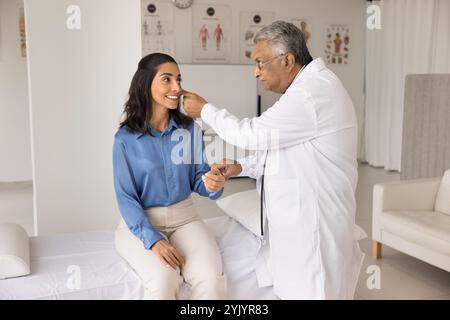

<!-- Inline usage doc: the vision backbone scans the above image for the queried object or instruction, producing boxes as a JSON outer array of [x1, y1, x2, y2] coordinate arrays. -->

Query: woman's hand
[[202, 166, 226, 192], [211, 159, 242, 180], [151, 239, 185, 269]]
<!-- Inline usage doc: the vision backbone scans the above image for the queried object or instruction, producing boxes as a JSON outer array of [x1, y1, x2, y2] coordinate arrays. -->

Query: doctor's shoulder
[[294, 75, 334, 98], [279, 81, 313, 105]]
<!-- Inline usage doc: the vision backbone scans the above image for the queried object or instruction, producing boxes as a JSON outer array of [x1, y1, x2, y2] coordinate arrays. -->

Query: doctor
[[183, 20, 364, 299]]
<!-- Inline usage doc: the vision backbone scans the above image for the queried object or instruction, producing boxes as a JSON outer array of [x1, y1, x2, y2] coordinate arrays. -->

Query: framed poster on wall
[[0, 16, 2, 61], [19, 6, 26, 57], [290, 18, 313, 48], [239, 11, 275, 64], [141, 0, 175, 56], [324, 24, 350, 65], [192, 4, 231, 63]]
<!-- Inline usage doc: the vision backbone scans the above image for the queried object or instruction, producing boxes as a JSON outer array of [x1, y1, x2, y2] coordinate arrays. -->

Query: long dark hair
[[120, 53, 193, 135]]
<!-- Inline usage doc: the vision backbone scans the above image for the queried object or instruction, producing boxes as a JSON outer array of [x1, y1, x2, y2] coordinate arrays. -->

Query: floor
[[0, 164, 449, 299]]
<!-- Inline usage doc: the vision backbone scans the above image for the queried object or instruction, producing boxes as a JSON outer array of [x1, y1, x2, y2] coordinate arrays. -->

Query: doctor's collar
[[282, 63, 307, 93]]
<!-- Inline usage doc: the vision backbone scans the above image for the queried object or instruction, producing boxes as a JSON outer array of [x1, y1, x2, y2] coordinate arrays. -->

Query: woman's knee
[[189, 272, 227, 300], [184, 250, 225, 290], [143, 267, 183, 300]]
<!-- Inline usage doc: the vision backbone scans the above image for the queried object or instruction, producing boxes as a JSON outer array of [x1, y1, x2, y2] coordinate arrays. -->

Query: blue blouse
[[112, 117, 223, 249]]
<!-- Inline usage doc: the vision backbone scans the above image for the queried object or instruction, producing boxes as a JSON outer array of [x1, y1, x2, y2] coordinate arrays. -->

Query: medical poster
[[290, 18, 312, 47], [324, 24, 350, 65], [19, 6, 26, 57], [192, 4, 231, 63], [239, 11, 275, 64], [141, 1, 174, 56], [0, 17, 2, 61]]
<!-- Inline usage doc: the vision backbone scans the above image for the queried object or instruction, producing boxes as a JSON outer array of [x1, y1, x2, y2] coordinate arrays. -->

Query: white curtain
[[364, 0, 450, 171]]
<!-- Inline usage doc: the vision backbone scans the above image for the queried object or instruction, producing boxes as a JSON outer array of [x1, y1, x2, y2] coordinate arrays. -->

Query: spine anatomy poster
[[324, 24, 350, 65], [240, 12, 275, 64], [193, 4, 231, 63], [141, 1, 174, 56]]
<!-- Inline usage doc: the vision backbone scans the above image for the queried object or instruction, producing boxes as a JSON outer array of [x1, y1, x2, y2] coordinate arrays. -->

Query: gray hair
[[254, 20, 312, 66]]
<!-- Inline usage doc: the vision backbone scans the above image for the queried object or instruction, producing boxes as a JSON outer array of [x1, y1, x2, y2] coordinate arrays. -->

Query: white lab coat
[[201, 58, 364, 299]]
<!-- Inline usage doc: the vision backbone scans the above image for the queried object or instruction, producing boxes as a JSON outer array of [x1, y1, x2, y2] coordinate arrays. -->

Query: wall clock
[[172, 0, 193, 9]]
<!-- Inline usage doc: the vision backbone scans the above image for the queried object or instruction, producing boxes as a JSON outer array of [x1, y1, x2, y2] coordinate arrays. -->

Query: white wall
[[179, 64, 257, 120], [168, 0, 366, 157], [20, 0, 365, 235], [179, 64, 257, 165], [25, 0, 141, 235], [0, 0, 32, 182]]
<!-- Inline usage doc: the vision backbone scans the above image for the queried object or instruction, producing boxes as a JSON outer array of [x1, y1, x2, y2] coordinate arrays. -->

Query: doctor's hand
[[182, 90, 208, 118], [151, 239, 185, 270], [211, 159, 243, 180], [202, 166, 225, 193]]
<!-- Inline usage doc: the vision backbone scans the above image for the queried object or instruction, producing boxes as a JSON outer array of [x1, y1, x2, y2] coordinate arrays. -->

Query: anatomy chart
[[19, 6, 26, 57], [240, 12, 275, 64], [193, 4, 231, 63], [141, 1, 174, 56], [0, 17, 2, 61], [290, 18, 312, 47], [324, 24, 350, 65]]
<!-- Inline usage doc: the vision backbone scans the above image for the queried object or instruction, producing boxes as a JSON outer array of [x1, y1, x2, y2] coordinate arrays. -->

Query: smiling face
[[150, 62, 182, 110]]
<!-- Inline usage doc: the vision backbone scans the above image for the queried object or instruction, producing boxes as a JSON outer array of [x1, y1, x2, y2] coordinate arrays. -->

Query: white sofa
[[372, 170, 450, 272]]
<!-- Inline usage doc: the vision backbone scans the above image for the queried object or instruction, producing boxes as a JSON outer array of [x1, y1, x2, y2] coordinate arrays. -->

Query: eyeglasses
[[255, 53, 285, 71]]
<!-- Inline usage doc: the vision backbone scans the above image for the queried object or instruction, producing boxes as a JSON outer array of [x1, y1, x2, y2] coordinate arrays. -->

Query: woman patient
[[113, 53, 226, 299]]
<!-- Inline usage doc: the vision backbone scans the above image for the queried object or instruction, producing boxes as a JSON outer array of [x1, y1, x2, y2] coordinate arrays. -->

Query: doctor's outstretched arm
[[182, 90, 317, 151]]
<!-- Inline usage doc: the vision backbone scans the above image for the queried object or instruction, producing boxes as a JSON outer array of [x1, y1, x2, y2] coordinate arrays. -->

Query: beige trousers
[[114, 196, 227, 300]]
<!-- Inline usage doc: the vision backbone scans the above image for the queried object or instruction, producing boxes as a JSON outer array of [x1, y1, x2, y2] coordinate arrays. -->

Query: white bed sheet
[[0, 216, 277, 300]]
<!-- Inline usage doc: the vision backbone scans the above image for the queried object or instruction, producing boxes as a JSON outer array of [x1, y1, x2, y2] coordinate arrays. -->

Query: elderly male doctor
[[183, 21, 364, 300]]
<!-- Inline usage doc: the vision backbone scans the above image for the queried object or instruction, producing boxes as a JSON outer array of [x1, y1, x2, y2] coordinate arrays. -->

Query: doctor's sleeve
[[237, 153, 264, 179], [201, 89, 317, 151], [112, 139, 163, 249]]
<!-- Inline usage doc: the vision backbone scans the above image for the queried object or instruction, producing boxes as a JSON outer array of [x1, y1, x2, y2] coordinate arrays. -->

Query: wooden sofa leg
[[372, 240, 382, 259]]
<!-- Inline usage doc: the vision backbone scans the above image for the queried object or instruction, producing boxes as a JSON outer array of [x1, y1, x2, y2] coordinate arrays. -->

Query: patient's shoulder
[[189, 121, 207, 139], [114, 126, 140, 142]]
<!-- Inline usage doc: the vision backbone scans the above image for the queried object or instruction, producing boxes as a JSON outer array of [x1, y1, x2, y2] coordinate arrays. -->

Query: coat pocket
[[265, 178, 301, 229]]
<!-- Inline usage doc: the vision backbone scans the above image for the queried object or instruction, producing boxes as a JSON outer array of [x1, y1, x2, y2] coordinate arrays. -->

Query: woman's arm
[[113, 138, 163, 249], [190, 124, 224, 199]]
